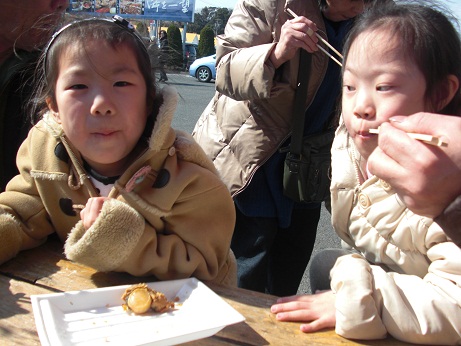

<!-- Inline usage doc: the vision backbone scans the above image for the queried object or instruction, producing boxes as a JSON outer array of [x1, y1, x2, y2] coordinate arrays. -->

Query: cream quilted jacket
[[330, 120, 461, 344]]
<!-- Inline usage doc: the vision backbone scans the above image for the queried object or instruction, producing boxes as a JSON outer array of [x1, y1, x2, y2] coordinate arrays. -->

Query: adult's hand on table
[[271, 290, 336, 333], [270, 16, 318, 68], [368, 113, 461, 218]]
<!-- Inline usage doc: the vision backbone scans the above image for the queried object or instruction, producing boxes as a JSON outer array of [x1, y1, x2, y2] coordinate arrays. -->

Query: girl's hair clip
[[112, 15, 135, 32], [111, 15, 145, 45], [43, 15, 147, 77]]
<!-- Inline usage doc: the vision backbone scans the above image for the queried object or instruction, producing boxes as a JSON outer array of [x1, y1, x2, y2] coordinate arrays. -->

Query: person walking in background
[[158, 29, 169, 82], [193, 0, 372, 296], [0, 17, 237, 286], [271, 2, 461, 343], [1, 0, 67, 192]]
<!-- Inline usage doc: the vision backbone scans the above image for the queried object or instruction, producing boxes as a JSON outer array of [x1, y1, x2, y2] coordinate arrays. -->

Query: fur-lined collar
[[149, 86, 178, 152]]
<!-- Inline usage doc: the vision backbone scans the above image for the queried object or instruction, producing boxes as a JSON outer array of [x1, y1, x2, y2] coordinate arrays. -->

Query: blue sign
[[68, 0, 195, 22]]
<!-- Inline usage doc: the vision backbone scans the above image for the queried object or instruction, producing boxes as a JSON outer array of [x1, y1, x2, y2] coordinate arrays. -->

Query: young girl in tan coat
[[0, 16, 236, 286]]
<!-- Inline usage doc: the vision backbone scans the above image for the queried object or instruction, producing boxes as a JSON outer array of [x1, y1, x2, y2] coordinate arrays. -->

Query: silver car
[[189, 54, 216, 83]]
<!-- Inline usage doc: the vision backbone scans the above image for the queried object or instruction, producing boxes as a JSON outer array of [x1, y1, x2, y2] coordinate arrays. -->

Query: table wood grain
[[0, 236, 412, 345]]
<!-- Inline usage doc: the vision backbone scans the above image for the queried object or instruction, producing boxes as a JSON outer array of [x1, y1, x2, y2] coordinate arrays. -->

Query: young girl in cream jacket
[[271, 2, 461, 344]]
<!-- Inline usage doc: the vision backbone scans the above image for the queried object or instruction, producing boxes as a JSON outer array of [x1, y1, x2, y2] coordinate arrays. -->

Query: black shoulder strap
[[289, 49, 312, 157]]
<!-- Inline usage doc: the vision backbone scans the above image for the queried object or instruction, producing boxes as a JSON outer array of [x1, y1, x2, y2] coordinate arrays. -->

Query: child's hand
[[80, 197, 110, 230], [270, 290, 336, 333]]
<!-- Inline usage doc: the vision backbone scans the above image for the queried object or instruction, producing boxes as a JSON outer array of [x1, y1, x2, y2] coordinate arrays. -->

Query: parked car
[[189, 54, 216, 82]]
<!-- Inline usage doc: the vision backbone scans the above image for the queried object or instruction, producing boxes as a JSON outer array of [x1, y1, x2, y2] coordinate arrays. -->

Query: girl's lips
[[357, 130, 374, 139], [93, 129, 117, 135], [92, 130, 118, 137]]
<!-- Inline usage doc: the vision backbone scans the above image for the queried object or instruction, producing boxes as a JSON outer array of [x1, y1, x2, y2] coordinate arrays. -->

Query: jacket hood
[[148, 85, 178, 152]]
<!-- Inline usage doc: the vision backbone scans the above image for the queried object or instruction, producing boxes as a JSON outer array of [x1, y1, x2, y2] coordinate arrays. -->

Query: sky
[[448, 2, 461, 26], [194, 0, 461, 28], [195, 0, 236, 10]]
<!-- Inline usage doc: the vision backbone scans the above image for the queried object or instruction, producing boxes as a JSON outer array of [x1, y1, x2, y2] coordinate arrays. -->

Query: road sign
[[68, 0, 195, 22]]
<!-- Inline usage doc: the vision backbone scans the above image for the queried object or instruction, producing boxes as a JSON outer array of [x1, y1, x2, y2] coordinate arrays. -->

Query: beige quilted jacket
[[192, 0, 329, 196], [329, 120, 461, 344]]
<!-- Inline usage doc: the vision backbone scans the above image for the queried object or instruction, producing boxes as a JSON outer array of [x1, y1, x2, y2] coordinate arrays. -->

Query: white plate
[[31, 278, 245, 346]]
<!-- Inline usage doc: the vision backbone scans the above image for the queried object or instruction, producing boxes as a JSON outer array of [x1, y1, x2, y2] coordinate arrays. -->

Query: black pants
[[231, 205, 320, 296]]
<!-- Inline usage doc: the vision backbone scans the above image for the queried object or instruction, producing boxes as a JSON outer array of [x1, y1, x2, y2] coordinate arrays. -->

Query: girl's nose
[[354, 106, 375, 119], [353, 91, 375, 119], [90, 94, 115, 116]]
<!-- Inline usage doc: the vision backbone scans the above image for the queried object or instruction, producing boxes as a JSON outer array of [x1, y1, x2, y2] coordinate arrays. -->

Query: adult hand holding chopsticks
[[269, 13, 319, 69], [368, 112, 461, 219]]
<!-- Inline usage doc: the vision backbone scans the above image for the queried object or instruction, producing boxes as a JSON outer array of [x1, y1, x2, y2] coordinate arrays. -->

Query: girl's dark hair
[[31, 16, 161, 124], [342, 0, 461, 115]]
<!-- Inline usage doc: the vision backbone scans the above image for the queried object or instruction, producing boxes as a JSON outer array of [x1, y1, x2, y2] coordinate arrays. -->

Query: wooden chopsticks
[[285, 8, 343, 67], [369, 128, 448, 147]]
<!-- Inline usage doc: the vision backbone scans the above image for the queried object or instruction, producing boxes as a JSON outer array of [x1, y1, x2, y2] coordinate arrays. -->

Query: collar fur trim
[[149, 86, 178, 152]]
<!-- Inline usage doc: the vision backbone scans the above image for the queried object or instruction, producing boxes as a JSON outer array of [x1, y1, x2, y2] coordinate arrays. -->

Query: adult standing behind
[[193, 0, 372, 296], [1, 0, 67, 192], [367, 113, 461, 247], [158, 30, 168, 82]]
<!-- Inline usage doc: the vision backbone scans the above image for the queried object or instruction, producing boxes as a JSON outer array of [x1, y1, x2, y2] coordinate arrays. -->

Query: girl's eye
[[114, 81, 130, 87], [344, 85, 355, 92], [69, 84, 87, 90], [377, 85, 392, 91]]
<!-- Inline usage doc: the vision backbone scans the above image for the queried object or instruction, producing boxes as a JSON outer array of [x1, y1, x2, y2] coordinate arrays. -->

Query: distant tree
[[167, 25, 183, 69], [187, 7, 232, 34], [135, 20, 149, 38], [187, 12, 206, 33], [213, 7, 232, 35], [198, 25, 215, 57]]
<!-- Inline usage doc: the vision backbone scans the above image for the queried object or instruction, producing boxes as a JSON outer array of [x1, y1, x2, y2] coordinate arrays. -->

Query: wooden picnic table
[[0, 235, 411, 345]]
